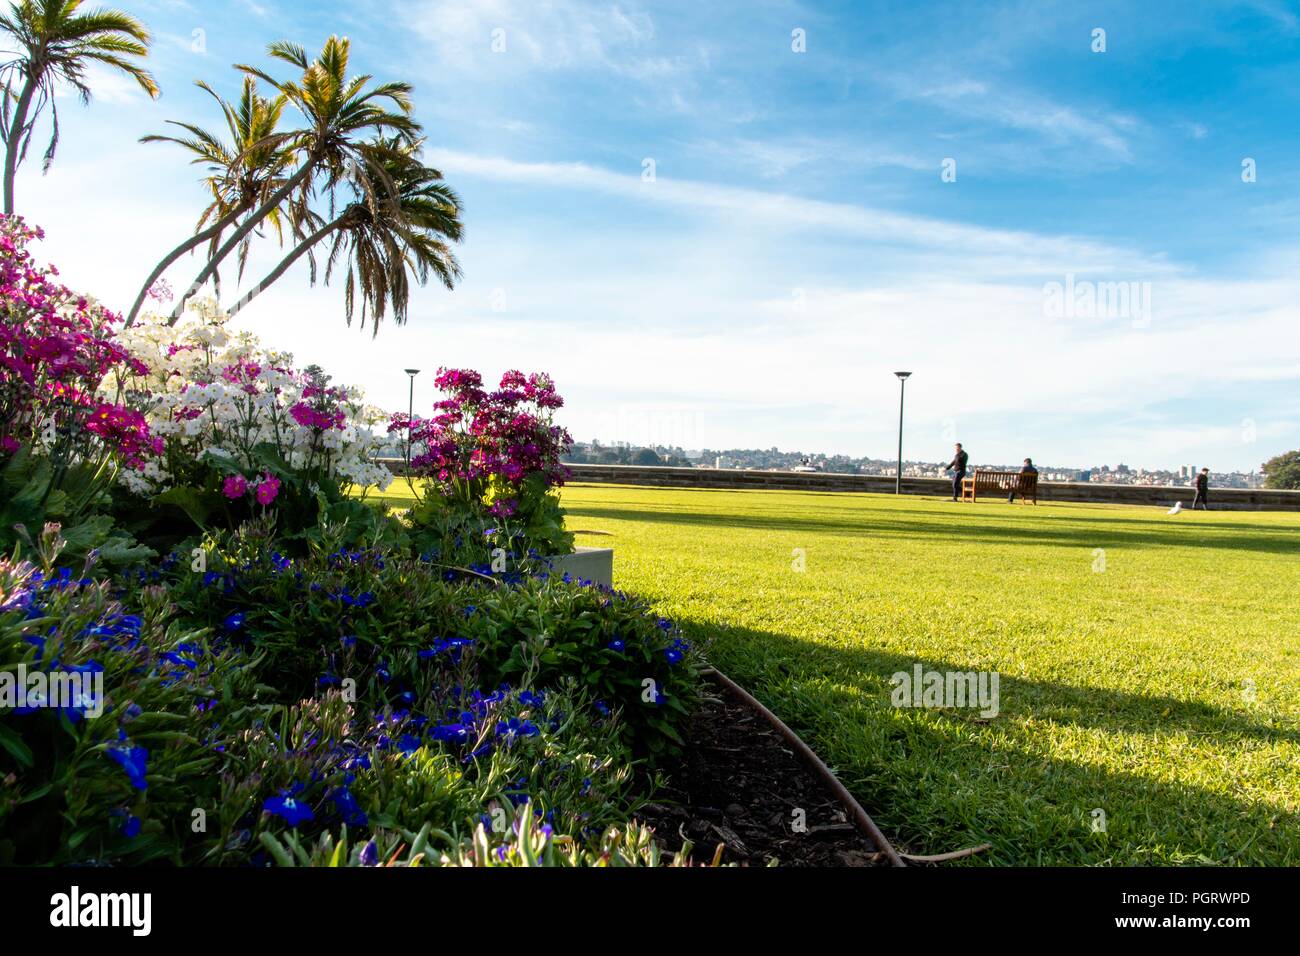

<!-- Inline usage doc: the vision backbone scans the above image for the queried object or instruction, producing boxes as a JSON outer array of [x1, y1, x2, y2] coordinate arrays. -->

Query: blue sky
[[18, 0, 1300, 471]]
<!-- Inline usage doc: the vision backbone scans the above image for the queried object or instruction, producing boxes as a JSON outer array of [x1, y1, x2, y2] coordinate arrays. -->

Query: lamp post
[[404, 368, 420, 466], [894, 372, 911, 495]]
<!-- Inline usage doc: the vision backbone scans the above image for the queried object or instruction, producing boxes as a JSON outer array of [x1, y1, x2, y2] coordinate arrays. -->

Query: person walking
[[1193, 467, 1210, 510], [946, 443, 969, 501], [1009, 457, 1038, 503]]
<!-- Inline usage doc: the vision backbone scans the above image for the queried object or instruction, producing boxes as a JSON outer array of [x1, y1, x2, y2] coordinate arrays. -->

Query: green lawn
[[374, 481, 1300, 865], [565, 483, 1300, 866]]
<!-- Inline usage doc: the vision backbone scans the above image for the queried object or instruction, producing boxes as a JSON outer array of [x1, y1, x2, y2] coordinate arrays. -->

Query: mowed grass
[[373, 481, 1300, 865]]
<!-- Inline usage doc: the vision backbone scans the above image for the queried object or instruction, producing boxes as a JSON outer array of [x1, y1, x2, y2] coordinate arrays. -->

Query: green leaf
[[154, 485, 216, 530], [0, 723, 34, 768]]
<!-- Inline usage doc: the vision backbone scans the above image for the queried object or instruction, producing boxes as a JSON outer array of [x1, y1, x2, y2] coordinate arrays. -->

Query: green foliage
[[1, 518, 701, 866], [258, 805, 717, 867], [398, 473, 573, 568], [1262, 449, 1300, 490], [160, 527, 699, 756], [0, 444, 152, 566], [0, 556, 259, 865]]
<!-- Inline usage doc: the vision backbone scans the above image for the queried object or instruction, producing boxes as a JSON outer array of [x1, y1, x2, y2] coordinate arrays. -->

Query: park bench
[[961, 470, 1038, 504]]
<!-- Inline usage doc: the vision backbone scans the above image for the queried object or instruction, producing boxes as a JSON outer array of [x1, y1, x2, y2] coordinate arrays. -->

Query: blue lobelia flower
[[106, 736, 149, 791], [518, 689, 545, 708], [431, 722, 469, 743], [329, 787, 368, 827], [222, 611, 245, 631], [495, 718, 540, 742], [263, 792, 314, 827]]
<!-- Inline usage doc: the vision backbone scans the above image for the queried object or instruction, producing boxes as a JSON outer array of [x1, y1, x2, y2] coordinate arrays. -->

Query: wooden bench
[[961, 470, 1038, 504]]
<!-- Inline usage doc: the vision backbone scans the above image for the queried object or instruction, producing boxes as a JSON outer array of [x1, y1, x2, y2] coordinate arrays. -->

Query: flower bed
[[0, 219, 713, 868], [0, 524, 702, 866]]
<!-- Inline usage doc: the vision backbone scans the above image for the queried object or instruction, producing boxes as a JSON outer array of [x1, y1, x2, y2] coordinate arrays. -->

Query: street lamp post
[[404, 369, 420, 466], [894, 372, 911, 495]]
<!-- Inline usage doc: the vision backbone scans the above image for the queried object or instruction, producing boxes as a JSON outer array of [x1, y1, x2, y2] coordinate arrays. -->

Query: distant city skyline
[[568, 437, 1266, 481]]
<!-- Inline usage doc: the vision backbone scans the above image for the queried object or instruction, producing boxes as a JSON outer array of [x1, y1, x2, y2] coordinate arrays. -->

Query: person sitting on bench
[[1008, 458, 1038, 503]]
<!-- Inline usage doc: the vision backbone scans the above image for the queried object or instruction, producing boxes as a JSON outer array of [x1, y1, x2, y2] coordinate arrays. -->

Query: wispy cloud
[[425, 148, 1172, 276], [396, 0, 699, 79], [912, 77, 1138, 163]]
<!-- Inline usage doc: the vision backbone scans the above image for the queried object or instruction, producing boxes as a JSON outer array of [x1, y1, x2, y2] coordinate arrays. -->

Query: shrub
[[0, 216, 162, 561], [0, 550, 260, 865], [110, 301, 397, 551], [2, 521, 701, 865], [392, 367, 574, 563], [154, 526, 700, 756]]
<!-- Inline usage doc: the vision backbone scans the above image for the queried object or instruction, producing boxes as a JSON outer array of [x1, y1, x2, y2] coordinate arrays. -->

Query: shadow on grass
[[684, 619, 1298, 865], [565, 500, 1300, 557]]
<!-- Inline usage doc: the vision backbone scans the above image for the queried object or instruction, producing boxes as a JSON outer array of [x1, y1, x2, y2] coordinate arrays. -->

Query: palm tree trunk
[[225, 216, 345, 318], [169, 156, 317, 324], [123, 200, 251, 328], [3, 71, 39, 216]]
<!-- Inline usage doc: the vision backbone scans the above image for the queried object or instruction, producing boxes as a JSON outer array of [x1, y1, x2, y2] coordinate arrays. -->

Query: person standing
[[946, 443, 969, 501], [1193, 467, 1210, 510], [1009, 457, 1038, 503]]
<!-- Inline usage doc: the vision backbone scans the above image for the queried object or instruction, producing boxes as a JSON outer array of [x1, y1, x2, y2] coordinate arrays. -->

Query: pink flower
[[255, 473, 281, 506], [222, 474, 248, 499]]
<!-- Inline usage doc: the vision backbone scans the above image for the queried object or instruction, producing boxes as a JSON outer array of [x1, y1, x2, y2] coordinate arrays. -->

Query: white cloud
[[912, 77, 1137, 164], [396, 0, 688, 77], [424, 148, 1173, 277], [53, 63, 153, 105]]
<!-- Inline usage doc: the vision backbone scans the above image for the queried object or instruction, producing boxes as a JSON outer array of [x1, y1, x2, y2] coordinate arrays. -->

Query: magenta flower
[[0, 215, 161, 471], [222, 474, 249, 499], [255, 473, 281, 506]]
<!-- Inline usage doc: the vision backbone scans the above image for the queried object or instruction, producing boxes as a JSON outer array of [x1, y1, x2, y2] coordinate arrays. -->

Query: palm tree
[[125, 76, 291, 327], [154, 35, 421, 324], [0, 0, 157, 215], [227, 138, 463, 333]]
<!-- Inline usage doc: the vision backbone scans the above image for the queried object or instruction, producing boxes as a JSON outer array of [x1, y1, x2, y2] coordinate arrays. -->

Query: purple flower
[[359, 839, 379, 866], [222, 473, 248, 499], [254, 473, 281, 506]]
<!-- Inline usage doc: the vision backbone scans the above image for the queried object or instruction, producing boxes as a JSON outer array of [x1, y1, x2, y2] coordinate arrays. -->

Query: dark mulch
[[637, 683, 892, 867]]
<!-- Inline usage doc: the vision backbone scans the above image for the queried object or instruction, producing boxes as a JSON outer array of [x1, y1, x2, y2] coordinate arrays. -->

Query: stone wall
[[558, 464, 1300, 512], [374, 459, 1300, 511]]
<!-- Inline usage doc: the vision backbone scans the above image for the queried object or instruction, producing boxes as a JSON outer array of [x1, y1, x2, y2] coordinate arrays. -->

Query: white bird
[[1167, 501, 1184, 515]]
